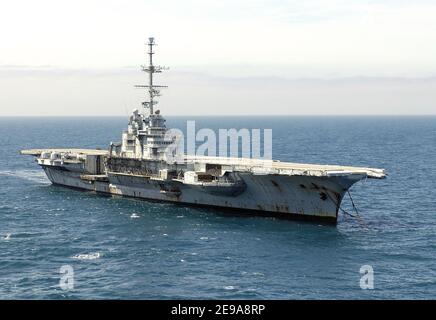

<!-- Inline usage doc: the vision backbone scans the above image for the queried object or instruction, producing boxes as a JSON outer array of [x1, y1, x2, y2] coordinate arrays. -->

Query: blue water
[[0, 116, 435, 299]]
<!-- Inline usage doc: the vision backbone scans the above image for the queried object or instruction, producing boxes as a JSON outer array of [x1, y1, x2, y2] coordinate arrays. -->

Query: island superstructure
[[21, 38, 386, 223]]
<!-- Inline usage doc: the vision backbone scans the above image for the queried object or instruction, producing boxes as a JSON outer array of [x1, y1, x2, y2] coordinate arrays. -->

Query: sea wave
[[0, 170, 50, 184], [71, 252, 101, 260]]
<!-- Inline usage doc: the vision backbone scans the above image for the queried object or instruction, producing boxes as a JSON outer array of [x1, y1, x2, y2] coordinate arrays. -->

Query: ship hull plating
[[42, 165, 352, 223]]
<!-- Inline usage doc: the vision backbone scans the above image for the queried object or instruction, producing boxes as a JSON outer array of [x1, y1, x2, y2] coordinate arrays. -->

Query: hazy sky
[[1, 0, 435, 115]]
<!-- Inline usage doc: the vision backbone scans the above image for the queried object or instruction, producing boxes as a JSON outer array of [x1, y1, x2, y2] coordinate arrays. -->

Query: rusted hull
[[42, 165, 358, 223]]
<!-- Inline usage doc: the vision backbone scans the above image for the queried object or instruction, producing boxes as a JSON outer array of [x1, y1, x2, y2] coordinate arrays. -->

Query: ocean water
[[0, 116, 435, 299]]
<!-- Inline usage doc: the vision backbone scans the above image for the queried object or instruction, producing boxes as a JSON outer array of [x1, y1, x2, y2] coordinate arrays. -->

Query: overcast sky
[[1, 0, 435, 115]]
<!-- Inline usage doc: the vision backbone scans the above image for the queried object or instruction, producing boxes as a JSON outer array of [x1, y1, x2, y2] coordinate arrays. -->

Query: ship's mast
[[135, 37, 167, 115]]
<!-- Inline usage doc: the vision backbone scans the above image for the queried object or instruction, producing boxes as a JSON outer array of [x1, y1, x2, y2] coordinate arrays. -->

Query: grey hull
[[42, 165, 359, 223]]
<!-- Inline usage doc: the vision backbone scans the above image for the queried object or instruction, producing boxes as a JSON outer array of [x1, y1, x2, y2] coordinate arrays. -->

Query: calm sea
[[0, 116, 435, 299]]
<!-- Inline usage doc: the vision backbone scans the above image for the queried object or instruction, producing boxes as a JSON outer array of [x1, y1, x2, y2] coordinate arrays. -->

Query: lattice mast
[[135, 37, 167, 115]]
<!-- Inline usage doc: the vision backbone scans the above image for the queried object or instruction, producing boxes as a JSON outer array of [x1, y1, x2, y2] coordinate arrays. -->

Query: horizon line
[[1, 114, 436, 118]]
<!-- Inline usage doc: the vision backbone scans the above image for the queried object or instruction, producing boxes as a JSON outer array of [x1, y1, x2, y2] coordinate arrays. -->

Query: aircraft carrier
[[21, 38, 386, 223]]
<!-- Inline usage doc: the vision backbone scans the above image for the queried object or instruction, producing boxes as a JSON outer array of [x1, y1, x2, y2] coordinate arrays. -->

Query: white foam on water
[[71, 252, 101, 260], [224, 286, 235, 290], [200, 236, 217, 241], [0, 170, 50, 184], [130, 213, 140, 219], [45, 208, 65, 212]]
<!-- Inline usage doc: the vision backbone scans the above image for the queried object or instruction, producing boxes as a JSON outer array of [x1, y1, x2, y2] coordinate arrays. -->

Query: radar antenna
[[135, 37, 168, 115]]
